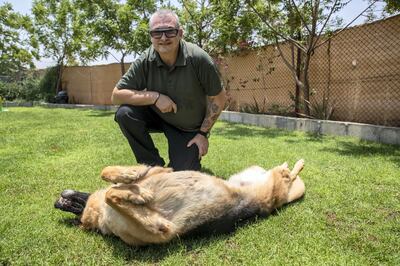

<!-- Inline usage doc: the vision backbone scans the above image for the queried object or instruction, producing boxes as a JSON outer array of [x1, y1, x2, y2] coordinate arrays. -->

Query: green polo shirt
[[116, 40, 222, 131]]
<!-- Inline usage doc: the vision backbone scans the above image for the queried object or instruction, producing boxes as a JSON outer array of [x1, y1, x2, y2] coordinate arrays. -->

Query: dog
[[55, 159, 305, 246]]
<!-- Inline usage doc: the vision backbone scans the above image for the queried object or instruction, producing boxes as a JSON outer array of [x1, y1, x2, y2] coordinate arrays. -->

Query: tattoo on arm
[[201, 97, 223, 131]]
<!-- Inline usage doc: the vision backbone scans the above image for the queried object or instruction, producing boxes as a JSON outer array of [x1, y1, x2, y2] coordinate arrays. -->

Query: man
[[54, 10, 225, 214], [112, 9, 226, 171]]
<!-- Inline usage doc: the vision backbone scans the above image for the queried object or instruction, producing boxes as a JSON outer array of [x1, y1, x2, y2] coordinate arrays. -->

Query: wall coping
[[220, 111, 400, 146]]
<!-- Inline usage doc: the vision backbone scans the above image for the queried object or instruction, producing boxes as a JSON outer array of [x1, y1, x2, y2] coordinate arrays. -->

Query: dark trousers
[[114, 105, 201, 171]]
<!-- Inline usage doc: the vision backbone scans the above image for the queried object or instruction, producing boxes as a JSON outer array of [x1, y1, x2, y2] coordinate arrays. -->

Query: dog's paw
[[125, 185, 154, 204], [127, 194, 150, 204], [157, 221, 172, 234], [148, 219, 175, 235], [101, 166, 143, 184]]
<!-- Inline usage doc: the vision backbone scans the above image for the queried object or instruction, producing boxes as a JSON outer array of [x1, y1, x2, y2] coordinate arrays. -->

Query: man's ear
[[178, 27, 184, 38]]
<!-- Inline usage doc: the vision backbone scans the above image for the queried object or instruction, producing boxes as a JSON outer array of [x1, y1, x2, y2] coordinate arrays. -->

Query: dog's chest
[[228, 166, 270, 187]]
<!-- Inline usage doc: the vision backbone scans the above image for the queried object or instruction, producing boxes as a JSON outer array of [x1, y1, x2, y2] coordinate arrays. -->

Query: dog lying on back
[[55, 160, 305, 246]]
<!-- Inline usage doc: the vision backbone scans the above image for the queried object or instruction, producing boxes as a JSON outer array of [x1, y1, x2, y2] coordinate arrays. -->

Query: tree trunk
[[303, 52, 312, 116], [56, 63, 64, 94], [120, 54, 126, 76], [295, 31, 302, 116]]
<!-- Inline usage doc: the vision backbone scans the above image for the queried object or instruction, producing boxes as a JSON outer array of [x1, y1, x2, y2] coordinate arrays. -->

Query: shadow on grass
[[73, 108, 115, 117], [320, 140, 400, 165], [214, 122, 333, 145], [213, 122, 297, 140], [200, 167, 215, 176], [59, 217, 82, 227], [94, 197, 305, 264], [99, 231, 232, 264], [86, 110, 115, 117]]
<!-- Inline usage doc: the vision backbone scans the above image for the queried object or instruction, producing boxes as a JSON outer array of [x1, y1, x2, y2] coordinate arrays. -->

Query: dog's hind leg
[[289, 159, 304, 181], [105, 186, 176, 237], [101, 165, 172, 184], [287, 159, 305, 202]]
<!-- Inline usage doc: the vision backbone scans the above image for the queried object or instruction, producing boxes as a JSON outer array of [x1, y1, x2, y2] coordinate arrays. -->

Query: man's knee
[[115, 105, 135, 123], [170, 144, 201, 171]]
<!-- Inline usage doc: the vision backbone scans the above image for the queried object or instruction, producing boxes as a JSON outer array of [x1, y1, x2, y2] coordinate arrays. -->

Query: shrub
[[19, 77, 41, 101], [38, 66, 58, 103], [0, 65, 64, 103], [0, 81, 22, 101], [240, 96, 268, 114]]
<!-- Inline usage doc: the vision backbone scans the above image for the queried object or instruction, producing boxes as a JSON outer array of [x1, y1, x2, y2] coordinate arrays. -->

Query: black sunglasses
[[149, 28, 179, 39]]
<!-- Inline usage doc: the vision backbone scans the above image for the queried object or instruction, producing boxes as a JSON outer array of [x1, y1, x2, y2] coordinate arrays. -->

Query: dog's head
[[79, 190, 106, 231]]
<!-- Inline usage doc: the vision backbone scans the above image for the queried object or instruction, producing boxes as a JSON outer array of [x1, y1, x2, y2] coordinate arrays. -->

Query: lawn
[[0, 107, 399, 265]]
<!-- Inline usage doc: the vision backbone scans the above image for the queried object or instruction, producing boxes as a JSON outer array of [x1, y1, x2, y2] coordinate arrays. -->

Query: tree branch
[[312, 0, 339, 49], [274, 36, 303, 88], [314, 0, 379, 50], [246, 0, 307, 53], [289, 0, 312, 35]]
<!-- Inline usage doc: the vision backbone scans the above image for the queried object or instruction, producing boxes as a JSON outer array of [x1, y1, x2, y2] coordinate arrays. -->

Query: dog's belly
[[228, 166, 271, 187], [141, 171, 246, 234]]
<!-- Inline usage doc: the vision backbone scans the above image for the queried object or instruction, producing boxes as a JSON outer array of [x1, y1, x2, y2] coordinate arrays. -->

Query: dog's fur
[[63, 160, 305, 246]]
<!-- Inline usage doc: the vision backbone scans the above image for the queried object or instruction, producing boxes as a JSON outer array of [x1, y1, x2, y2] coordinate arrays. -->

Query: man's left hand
[[187, 134, 209, 159]]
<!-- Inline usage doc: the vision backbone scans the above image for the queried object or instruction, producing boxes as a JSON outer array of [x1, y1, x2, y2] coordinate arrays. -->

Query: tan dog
[[56, 160, 305, 246]]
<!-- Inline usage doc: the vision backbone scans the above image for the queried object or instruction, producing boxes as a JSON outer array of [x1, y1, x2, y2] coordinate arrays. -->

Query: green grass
[[0, 107, 399, 265]]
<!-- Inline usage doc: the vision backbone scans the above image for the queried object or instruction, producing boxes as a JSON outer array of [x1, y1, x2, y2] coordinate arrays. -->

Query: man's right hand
[[155, 93, 177, 113]]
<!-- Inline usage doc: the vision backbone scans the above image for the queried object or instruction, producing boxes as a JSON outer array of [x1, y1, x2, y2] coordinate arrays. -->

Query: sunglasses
[[149, 28, 179, 39]]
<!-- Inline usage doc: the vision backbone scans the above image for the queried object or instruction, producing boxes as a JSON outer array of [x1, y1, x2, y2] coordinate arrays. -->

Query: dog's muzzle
[[54, 189, 90, 215]]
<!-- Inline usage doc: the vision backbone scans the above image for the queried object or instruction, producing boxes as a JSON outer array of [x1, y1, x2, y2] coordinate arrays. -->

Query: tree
[[247, 0, 380, 117], [78, 0, 157, 75], [178, 0, 215, 50], [178, 0, 263, 54], [381, 0, 400, 14], [0, 3, 38, 80], [32, 0, 97, 93]]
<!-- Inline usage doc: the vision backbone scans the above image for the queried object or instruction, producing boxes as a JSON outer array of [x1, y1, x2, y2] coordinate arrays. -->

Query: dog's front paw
[[101, 166, 149, 184], [124, 185, 154, 204]]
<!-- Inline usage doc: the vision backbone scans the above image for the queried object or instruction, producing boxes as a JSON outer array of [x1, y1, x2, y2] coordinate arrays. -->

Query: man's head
[[149, 9, 183, 55]]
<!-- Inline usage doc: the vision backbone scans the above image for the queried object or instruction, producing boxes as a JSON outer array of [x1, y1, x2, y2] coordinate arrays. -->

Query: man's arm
[[200, 88, 227, 133], [111, 87, 177, 113], [111, 87, 159, 106], [187, 89, 226, 158]]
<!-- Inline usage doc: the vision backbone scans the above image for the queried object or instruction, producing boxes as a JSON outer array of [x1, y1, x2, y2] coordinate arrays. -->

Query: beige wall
[[62, 63, 130, 105], [219, 15, 400, 126]]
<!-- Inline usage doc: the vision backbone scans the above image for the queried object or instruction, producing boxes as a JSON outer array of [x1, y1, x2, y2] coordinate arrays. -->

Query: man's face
[[150, 15, 182, 55]]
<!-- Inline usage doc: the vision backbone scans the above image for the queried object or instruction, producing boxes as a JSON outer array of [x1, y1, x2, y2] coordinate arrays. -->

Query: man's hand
[[154, 93, 177, 113], [187, 134, 209, 159]]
